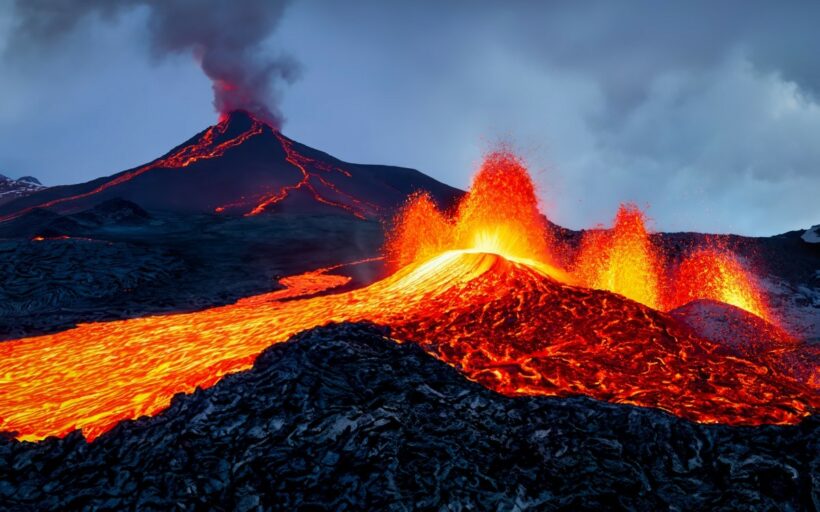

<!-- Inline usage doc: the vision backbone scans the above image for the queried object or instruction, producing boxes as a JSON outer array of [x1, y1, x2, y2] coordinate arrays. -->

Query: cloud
[[276, 0, 820, 235], [1, 0, 819, 235]]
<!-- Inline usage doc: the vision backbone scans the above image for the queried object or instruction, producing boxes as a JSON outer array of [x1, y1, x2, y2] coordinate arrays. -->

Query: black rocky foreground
[[1, 323, 817, 511]]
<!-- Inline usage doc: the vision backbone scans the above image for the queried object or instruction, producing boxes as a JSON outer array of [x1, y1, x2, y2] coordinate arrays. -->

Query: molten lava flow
[[2, 149, 816, 444], [667, 247, 773, 322], [573, 204, 663, 309], [238, 132, 380, 219], [0, 258, 370, 442], [0, 116, 265, 223], [384, 252, 817, 422], [1, 249, 816, 442]]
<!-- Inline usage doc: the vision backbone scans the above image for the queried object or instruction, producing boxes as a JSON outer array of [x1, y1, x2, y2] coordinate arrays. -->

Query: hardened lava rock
[[0, 323, 817, 511]]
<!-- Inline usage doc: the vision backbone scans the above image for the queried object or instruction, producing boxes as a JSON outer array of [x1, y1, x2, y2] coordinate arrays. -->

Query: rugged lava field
[[1, 324, 818, 511]]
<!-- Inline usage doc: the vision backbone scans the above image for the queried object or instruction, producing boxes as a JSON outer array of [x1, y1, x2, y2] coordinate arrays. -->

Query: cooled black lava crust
[[0, 323, 817, 511]]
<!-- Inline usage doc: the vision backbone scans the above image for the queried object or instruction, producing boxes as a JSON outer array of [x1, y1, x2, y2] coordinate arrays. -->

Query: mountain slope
[[0, 111, 460, 221], [0, 174, 45, 206]]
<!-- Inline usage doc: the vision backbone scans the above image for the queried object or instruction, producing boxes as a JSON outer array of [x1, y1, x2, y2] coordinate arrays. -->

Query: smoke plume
[[8, 0, 296, 127]]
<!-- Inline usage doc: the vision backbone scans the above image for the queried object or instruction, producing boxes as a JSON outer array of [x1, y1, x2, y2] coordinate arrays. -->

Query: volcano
[[0, 115, 818, 512], [0, 115, 817, 499], [0, 111, 459, 221], [2, 148, 817, 444]]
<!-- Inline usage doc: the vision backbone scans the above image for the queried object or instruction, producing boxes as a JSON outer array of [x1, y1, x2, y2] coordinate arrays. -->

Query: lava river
[[1, 152, 817, 442]]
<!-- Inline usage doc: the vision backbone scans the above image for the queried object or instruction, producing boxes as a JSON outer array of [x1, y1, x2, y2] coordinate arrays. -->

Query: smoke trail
[[8, 0, 297, 127]]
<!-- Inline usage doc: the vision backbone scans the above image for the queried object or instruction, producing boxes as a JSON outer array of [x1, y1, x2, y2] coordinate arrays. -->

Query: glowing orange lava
[[1, 150, 815, 444], [574, 204, 662, 309], [570, 204, 778, 327], [385, 191, 452, 271], [666, 246, 773, 322], [386, 150, 569, 281]]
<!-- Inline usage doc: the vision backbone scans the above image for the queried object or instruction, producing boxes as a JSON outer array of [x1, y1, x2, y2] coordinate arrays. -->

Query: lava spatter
[[573, 204, 663, 309], [666, 246, 773, 322], [385, 150, 570, 282]]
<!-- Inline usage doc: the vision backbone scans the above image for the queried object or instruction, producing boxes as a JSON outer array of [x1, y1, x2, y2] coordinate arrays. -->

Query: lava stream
[[236, 132, 380, 219], [1, 149, 815, 443], [1, 249, 816, 442]]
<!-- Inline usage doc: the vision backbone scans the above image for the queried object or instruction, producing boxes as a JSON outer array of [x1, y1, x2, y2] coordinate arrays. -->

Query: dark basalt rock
[[0, 238, 187, 339], [0, 323, 817, 511], [0, 213, 385, 341], [68, 198, 151, 227]]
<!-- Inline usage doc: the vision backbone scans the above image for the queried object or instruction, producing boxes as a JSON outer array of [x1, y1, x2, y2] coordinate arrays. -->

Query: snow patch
[[801, 225, 820, 243]]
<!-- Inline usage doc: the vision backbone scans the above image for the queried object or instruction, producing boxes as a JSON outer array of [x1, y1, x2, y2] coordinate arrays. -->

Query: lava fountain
[[572, 204, 778, 327], [666, 246, 772, 321], [386, 150, 570, 282], [573, 204, 662, 309], [1, 151, 815, 443]]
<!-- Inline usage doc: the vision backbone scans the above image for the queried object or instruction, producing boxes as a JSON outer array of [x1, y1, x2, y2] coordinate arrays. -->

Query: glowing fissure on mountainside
[[0, 117, 265, 223], [240, 132, 379, 219], [0, 113, 381, 223], [1, 149, 815, 443]]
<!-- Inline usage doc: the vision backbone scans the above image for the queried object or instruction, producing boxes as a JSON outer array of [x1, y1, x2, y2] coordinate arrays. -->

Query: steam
[[8, 0, 297, 127]]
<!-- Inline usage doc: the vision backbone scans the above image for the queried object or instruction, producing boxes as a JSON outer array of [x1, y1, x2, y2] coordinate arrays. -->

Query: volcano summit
[[0, 111, 459, 222]]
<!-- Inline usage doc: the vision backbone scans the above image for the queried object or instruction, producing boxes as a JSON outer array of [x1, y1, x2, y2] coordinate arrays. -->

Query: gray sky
[[1, 1, 819, 235]]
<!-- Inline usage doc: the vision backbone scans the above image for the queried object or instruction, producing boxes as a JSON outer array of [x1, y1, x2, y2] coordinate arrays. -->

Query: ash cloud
[[8, 0, 297, 127]]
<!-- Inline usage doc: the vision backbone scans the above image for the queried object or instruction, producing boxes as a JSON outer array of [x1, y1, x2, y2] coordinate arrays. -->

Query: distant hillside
[[0, 174, 45, 206]]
